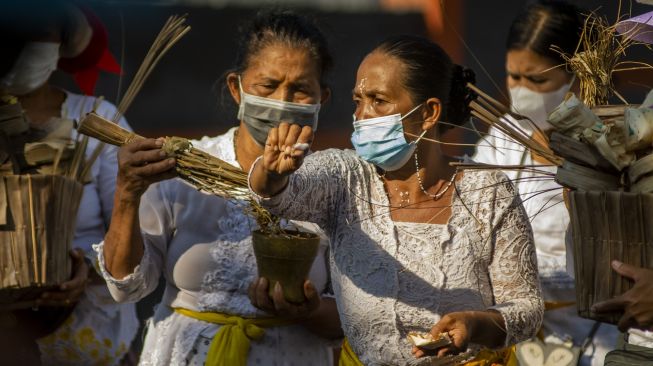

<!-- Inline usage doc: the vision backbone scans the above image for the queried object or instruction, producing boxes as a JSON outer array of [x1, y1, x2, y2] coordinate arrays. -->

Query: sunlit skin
[[250, 49, 509, 357], [103, 41, 341, 339]]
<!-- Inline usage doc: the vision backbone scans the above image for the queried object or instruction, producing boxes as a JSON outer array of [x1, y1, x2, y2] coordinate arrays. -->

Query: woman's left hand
[[248, 277, 320, 318], [413, 310, 506, 358], [412, 312, 473, 358], [37, 249, 89, 307]]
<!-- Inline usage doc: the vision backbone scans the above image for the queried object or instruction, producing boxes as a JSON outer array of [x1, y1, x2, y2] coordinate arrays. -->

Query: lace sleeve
[[93, 182, 172, 303], [257, 149, 347, 232], [486, 174, 544, 346]]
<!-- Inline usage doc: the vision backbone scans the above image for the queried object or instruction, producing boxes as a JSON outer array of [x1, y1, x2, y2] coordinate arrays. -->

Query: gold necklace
[[414, 148, 457, 200]]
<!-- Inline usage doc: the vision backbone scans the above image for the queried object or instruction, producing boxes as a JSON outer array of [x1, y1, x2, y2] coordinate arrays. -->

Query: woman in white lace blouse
[[95, 10, 342, 366], [250, 36, 544, 365]]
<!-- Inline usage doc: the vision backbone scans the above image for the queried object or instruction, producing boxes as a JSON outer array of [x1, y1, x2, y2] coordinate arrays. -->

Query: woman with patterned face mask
[[0, 1, 138, 365], [474, 2, 619, 365], [97, 9, 342, 366], [249, 35, 544, 365]]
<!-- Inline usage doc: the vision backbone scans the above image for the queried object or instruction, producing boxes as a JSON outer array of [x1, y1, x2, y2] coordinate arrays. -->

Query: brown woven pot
[[0, 174, 84, 310], [252, 230, 320, 304]]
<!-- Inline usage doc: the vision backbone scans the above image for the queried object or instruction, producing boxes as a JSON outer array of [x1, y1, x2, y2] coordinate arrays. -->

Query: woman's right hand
[[262, 122, 313, 177], [116, 138, 176, 200]]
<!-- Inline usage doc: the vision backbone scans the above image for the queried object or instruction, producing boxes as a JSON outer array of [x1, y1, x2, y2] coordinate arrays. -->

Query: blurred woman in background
[[0, 1, 137, 365], [473, 1, 618, 364]]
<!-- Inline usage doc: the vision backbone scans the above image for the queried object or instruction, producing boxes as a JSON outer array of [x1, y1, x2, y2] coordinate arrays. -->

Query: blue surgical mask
[[351, 104, 426, 171]]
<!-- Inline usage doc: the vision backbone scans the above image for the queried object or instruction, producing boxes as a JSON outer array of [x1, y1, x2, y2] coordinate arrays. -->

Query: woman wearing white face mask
[[96, 10, 342, 366], [249, 35, 543, 365], [474, 1, 619, 365], [0, 1, 138, 365]]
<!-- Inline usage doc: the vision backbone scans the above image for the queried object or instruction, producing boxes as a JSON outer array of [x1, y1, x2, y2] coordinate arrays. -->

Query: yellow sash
[[464, 346, 518, 366], [174, 308, 298, 366], [339, 338, 364, 366], [338, 338, 517, 366]]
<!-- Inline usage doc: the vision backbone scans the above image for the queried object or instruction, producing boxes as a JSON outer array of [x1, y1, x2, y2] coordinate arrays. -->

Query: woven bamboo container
[[568, 191, 653, 324], [0, 174, 83, 310], [252, 230, 320, 303]]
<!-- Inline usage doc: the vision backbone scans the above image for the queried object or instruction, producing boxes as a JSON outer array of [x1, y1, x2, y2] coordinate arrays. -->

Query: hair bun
[[446, 64, 477, 127]]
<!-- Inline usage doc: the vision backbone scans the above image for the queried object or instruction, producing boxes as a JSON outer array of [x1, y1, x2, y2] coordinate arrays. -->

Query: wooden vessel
[[0, 174, 83, 310], [568, 191, 653, 324]]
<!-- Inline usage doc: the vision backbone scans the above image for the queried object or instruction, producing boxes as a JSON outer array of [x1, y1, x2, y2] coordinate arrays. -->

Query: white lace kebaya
[[94, 128, 335, 366], [253, 149, 544, 365]]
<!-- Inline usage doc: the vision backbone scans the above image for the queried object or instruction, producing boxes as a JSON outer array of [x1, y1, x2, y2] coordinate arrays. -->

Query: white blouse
[[95, 128, 335, 366], [256, 148, 543, 365]]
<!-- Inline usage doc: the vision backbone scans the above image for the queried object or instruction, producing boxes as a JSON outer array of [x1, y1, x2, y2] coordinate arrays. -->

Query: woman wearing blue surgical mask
[[249, 35, 543, 365], [97, 9, 342, 366], [474, 2, 619, 365]]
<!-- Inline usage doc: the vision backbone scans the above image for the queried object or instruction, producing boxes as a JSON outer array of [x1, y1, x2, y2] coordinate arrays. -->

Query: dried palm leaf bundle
[[0, 105, 92, 310], [623, 90, 653, 151], [569, 191, 653, 324], [0, 175, 83, 310], [77, 112, 280, 233], [465, 83, 653, 324], [547, 93, 601, 138]]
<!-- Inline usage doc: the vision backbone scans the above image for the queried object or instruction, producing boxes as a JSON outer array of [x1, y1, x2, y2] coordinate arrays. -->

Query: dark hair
[[375, 35, 476, 132], [507, 0, 584, 65], [232, 9, 332, 85]]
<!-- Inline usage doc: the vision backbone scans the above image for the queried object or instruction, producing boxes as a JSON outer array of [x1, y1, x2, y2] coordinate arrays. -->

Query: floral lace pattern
[[260, 149, 543, 365]]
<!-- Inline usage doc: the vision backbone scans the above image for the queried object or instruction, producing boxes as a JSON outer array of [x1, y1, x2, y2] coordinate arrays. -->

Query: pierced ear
[[226, 72, 241, 105], [421, 97, 441, 131]]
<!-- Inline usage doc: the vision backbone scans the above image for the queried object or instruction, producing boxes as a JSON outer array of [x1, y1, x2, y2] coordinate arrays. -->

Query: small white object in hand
[[292, 143, 310, 152]]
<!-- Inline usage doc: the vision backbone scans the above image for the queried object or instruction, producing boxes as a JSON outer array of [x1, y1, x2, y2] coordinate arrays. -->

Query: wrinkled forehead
[[245, 44, 321, 84]]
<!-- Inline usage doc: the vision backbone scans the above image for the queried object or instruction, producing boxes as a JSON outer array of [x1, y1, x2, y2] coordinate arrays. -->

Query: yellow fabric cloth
[[338, 338, 516, 366], [544, 301, 575, 312], [174, 308, 298, 366], [463, 346, 518, 366], [339, 338, 364, 366]]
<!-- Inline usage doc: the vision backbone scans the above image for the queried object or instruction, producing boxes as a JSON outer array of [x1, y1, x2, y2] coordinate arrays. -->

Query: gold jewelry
[[414, 148, 456, 200]]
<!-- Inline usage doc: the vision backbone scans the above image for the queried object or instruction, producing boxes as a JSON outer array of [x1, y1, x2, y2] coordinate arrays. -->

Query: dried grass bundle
[[553, 8, 653, 107], [79, 111, 281, 232]]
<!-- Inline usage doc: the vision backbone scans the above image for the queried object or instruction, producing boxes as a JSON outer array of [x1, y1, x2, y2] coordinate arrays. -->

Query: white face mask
[[509, 82, 572, 131], [0, 42, 60, 96]]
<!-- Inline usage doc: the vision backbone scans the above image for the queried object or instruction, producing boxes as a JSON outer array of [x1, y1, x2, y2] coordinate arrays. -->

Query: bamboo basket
[[569, 191, 653, 324], [0, 174, 83, 310], [252, 230, 320, 303]]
